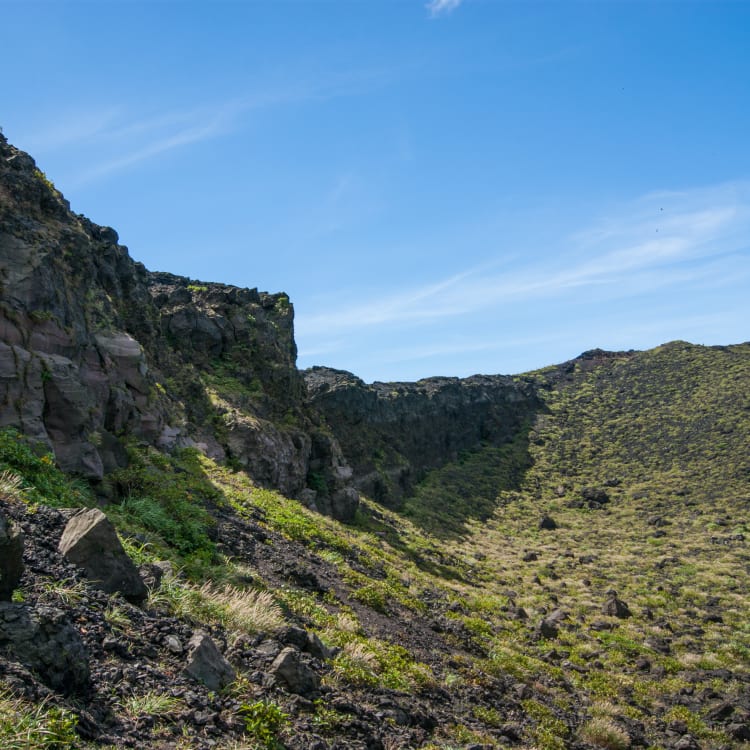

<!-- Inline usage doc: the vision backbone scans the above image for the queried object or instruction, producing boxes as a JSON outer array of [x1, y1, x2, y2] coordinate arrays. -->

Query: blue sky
[[3, 0, 749, 382]]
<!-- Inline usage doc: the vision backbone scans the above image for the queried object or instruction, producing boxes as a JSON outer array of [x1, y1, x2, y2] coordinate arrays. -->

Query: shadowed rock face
[[304, 367, 541, 507]]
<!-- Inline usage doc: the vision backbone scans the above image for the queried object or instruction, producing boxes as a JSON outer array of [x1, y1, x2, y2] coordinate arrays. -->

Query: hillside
[[1, 134, 749, 750]]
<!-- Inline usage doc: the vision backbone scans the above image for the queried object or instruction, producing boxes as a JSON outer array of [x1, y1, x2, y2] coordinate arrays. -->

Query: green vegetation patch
[[0, 428, 93, 507]]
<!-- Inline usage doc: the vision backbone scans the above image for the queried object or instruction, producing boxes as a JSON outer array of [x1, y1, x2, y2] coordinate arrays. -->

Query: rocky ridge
[[0, 133, 535, 521]]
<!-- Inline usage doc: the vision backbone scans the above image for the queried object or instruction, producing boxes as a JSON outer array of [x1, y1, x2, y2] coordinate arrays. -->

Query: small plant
[[33, 168, 57, 193], [38, 578, 88, 606], [119, 691, 181, 720], [0, 690, 78, 749], [0, 428, 92, 508], [240, 700, 288, 749], [104, 604, 131, 633], [0, 470, 24, 502], [187, 284, 208, 293], [578, 717, 630, 749]]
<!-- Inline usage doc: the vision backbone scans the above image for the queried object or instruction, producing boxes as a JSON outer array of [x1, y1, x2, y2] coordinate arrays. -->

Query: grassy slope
[[1, 341, 749, 749], [403, 341, 750, 748]]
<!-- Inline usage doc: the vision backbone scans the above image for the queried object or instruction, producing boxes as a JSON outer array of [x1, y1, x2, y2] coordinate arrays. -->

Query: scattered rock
[[0, 602, 89, 693], [582, 486, 610, 506], [728, 723, 750, 741], [165, 634, 183, 654], [269, 646, 320, 696], [58, 508, 147, 603], [539, 515, 557, 531], [522, 550, 539, 562], [646, 636, 672, 655], [305, 631, 335, 660], [184, 631, 236, 691], [672, 735, 701, 750], [602, 591, 631, 618]]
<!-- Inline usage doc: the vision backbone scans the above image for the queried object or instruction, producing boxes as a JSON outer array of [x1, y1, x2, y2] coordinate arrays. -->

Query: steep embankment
[[305, 367, 540, 507]]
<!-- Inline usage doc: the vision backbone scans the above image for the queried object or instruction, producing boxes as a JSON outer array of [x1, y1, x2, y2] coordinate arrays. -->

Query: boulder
[[184, 631, 235, 691], [0, 602, 90, 693], [0, 510, 24, 600], [539, 515, 557, 531], [269, 646, 320, 695], [58, 508, 146, 603], [602, 591, 631, 618]]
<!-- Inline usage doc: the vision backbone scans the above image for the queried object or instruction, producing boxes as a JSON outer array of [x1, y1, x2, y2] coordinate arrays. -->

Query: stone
[[0, 510, 24, 600], [165, 634, 183, 654], [602, 592, 632, 618], [0, 602, 89, 693], [305, 631, 335, 660], [581, 486, 610, 505], [672, 735, 701, 750], [728, 723, 750, 741], [269, 646, 320, 695], [537, 618, 559, 639], [539, 515, 557, 530], [59, 509, 146, 603], [184, 632, 235, 691]]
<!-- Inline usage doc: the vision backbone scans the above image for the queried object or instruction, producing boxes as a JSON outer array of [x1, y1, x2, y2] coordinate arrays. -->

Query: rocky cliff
[[0, 134, 358, 517], [304, 367, 540, 507], [0, 133, 539, 520]]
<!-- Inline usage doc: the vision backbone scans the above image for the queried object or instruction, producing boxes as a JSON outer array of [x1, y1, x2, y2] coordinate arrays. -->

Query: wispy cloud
[[296, 181, 750, 340], [69, 112, 234, 186], [427, 0, 463, 18], [33, 67, 394, 188]]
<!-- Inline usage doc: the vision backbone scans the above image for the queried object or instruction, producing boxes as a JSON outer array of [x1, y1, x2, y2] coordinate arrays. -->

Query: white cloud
[[427, 0, 463, 18], [295, 181, 750, 339]]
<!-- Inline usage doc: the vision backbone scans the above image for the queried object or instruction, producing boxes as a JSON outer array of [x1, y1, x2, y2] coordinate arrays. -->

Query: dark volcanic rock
[[184, 631, 236, 691], [602, 591, 632, 618], [0, 602, 89, 693], [269, 646, 320, 696], [58, 508, 147, 603], [539, 515, 558, 530], [0, 509, 24, 600], [304, 367, 540, 507]]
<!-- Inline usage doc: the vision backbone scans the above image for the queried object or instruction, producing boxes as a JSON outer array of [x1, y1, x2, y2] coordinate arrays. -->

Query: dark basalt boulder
[[0, 602, 90, 693], [184, 631, 236, 691], [58, 508, 147, 603]]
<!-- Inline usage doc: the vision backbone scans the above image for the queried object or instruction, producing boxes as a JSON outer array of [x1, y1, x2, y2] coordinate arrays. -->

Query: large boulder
[[602, 591, 632, 618], [0, 602, 90, 693], [0, 510, 24, 600], [184, 631, 235, 691], [58, 508, 146, 603]]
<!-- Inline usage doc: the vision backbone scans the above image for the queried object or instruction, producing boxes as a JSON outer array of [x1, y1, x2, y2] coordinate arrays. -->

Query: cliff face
[[0, 133, 539, 518], [0, 134, 357, 516], [304, 367, 541, 507], [0, 137, 162, 479]]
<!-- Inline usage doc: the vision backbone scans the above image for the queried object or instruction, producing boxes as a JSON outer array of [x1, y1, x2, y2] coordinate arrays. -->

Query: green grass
[[0, 690, 78, 749], [0, 428, 94, 507]]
